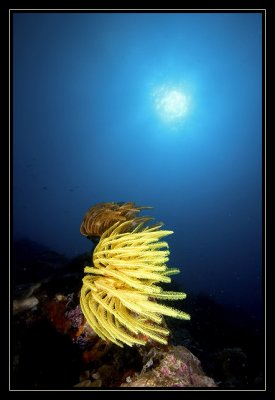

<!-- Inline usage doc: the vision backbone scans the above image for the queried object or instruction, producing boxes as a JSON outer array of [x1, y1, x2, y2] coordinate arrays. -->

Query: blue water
[[13, 12, 262, 320]]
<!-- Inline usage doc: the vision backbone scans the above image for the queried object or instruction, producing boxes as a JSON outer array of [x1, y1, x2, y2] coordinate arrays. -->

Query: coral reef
[[12, 286, 215, 388], [121, 345, 217, 387], [12, 221, 264, 388], [11, 243, 264, 389]]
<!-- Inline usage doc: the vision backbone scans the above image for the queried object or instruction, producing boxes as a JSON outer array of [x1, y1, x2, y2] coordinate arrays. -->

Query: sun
[[153, 85, 189, 123]]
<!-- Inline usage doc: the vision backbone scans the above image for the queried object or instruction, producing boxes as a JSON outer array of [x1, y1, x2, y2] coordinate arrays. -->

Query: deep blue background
[[13, 12, 262, 318]]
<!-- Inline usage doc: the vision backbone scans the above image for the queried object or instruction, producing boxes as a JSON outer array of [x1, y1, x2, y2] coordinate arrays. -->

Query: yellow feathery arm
[[152, 291, 187, 300], [91, 260, 168, 271], [93, 249, 170, 262], [96, 304, 125, 346], [82, 275, 98, 292], [89, 267, 163, 295], [80, 290, 112, 343], [162, 268, 181, 276], [119, 269, 171, 283], [127, 320, 169, 345], [94, 281, 163, 324], [135, 327, 169, 345], [138, 300, 191, 320], [103, 302, 146, 346], [92, 291, 140, 335], [97, 304, 135, 346], [120, 303, 170, 338], [93, 281, 163, 313], [87, 296, 124, 346], [136, 320, 170, 336], [118, 297, 162, 324], [82, 284, 121, 345], [111, 297, 144, 337]]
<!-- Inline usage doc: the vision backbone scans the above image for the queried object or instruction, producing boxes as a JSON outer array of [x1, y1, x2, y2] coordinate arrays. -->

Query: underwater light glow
[[153, 85, 189, 123]]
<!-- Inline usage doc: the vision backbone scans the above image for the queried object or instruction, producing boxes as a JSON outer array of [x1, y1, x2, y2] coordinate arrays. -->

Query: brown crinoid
[[80, 202, 152, 238]]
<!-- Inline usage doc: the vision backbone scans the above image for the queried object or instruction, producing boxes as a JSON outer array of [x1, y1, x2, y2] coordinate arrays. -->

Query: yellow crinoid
[[80, 216, 190, 347]]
